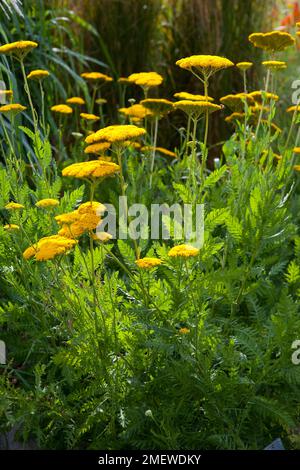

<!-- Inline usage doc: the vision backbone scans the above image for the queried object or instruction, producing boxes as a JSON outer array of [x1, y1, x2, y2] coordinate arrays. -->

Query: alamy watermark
[[95, 197, 204, 247]]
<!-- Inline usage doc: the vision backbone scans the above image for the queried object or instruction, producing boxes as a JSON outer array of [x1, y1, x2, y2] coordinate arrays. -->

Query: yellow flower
[[0, 40, 38, 58], [179, 327, 190, 334], [287, 105, 300, 113], [5, 202, 24, 210], [56, 202, 105, 239], [80, 113, 100, 122], [174, 100, 221, 117], [95, 98, 107, 105], [142, 146, 177, 158], [35, 198, 59, 208], [81, 72, 113, 83], [140, 99, 173, 117], [23, 235, 77, 261], [293, 147, 300, 154], [220, 93, 255, 112], [174, 92, 214, 102], [66, 97, 85, 105], [297, 22, 300, 28], [225, 112, 246, 123], [62, 160, 120, 180], [168, 244, 199, 258], [248, 91, 279, 104], [294, 165, 300, 171], [85, 124, 146, 145], [128, 72, 163, 89], [84, 142, 111, 155], [248, 31, 295, 51], [176, 55, 234, 79], [51, 104, 73, 114], [262, 60, 287, 71], [27, 69, 49, 80], [3, 224, 20, 231], [119, 104, 153, 120], [0, 103, 26, 116], [236, 62, 253, 71], [135, 257, 163, 269]]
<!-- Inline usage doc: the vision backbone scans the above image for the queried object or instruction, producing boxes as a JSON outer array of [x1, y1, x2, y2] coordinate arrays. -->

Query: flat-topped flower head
[[176, 55, 234, 80], [93, 232, 113, 243], [168, 244, 200, 258], [85, 124, 146, 145], [128, 72, 163, 89], [174, 100, 221, 117], [293, 147, 300, 154], [27, 69, 49, 80], [56, 202, 105, 239], [140, 98, 173, 117], [249, 31, 295, 51], [80, 113, 100, 122], [225, 112, 246, 123], [142, 146, 177, 158], [0, 40, 38, 59], [35, 198, 59, 208], [248, 91, 279, 104], [174, 92, 214, 102], [4, 224, 20, 231], [0, 89, 13, 99], [84, 142, 111, 155], [287, 105, 300, 113], [119, 104, 153, 120], [66, 97, 85, 105], [96, 98, 107, 105], [135, 257, 163, 269], [51, 104, 73, 114], [5, 202, 24, 210], [236, 62, 253, 71], [262, 60, 287, 71], [62, 160, 120, 180], [0, 103, 26, 116], [220, 93, 255, 112], [23, 235, 77, 261], [81, 72, 113, 83]]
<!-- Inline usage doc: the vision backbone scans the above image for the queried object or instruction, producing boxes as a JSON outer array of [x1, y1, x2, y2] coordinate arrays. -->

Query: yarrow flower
[[62, 160, 120, 180], [81, 72, 113, 83], [5, 202, 24, 210], [27, 69, 49, 80], [3, 224, 20, 231], [135, 257, 162, 269], [85, 124, 146, 145], [140, 99, 173, 117], [80, 113, 100, 122], [0, 89, 13, 99], [66, 97, 85, 105], [293, 148, 300, 154], [0, 103, 26, 116], [179, 327, 190, 334], [287, 105, 300, 113], [220, 93, 255, 112], [119, 104, 153, 120], [23, 235, 77, 261], [262, 61, 287, 71], [174, 100, 221, 117], [174, 92, 214, 102], [93, 232, 113, 243], [84, 142, 111, 155], [168, 244, 200, 258], [176, 55, 234, 80], [51, 104, 73, 114], [0, 40, 38, 59], [56, 202, 106, 238], [128, 72, 163, 89], [248, 91, 279, 104], [35, 198, 59, 208], [236, 62, 253, 71], [142, 146, 177, 158], [248, 31, 295, 51]]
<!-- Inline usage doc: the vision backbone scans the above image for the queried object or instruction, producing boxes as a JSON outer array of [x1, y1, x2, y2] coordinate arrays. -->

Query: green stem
[[149, 116, 158, 188]]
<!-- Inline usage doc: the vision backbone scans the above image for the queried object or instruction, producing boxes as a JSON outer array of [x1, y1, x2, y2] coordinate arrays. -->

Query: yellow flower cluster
[[66, 97, 85, 105], [249, 31, 295, 51], [5, 202, 24, 210], [174, 100, 221, 117], [176, 55, 234, 79], [80, 113, 100, 121], [0, 40, 38, 58], [4, 224, 19, 231], [220, 93, 255, 112], [35, 199, 59, 208], [27, 69, 49, 80], [62, 160, 120, 179], [168, 244, 199, 258], [84, 142, 111, 155], [51, 104, 73, 114], [85, 124, 146, 145], [262, 61, 287, 71], [135, 257, 162, 269], [174, 92, 214, 102], [0, 103, 26, 115], [128, 72, 163, 89], [23, 235, 77, 261], [140, 99, 173, 116], [81, 72, 113, 83], [236, 62, 253, 71], [119, 104, 153, 120], [248, 91, 279, 104], [56, 201, 105, 238], [142, 146, 177, 158]]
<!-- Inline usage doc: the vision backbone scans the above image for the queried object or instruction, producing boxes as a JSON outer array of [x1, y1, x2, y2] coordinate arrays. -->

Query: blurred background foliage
[[0, 0, 299, 151]]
